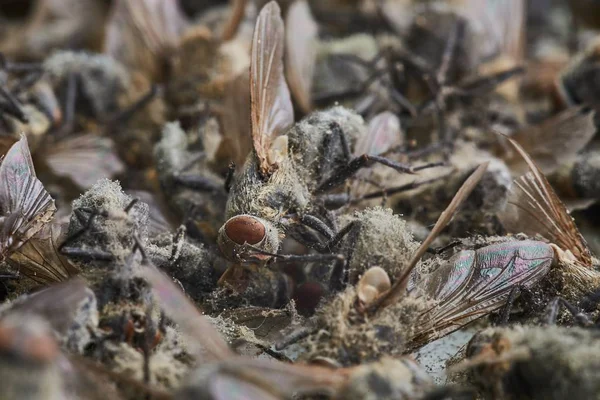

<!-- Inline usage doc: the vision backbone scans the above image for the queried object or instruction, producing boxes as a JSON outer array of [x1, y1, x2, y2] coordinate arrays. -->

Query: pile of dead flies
[[4, 0, 600, 399]]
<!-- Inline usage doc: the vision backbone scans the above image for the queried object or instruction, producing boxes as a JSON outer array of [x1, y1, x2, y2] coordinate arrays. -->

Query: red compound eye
[[224, 215, 266, 245]]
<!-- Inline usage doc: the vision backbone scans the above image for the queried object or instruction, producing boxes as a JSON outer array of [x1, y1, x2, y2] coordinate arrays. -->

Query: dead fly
[[219, 1, 440, 265], [141, 264, 477, 400], [462, 323, 600, 400], [285, 164, 509, 364], [58, 179, 149, 265], [154, 121, 230, 242]]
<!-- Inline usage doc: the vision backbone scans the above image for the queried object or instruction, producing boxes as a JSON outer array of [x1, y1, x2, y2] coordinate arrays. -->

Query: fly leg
[[59, 207, 115, 261], [171, 156, 234, 194], [545, 297, 593, 327], [59, 199, 139, 262], [316, 122, 443, 193]]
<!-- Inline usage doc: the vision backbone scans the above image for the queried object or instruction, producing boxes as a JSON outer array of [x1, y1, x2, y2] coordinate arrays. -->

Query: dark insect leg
[[169, 225, 186, 264], [329, 252, 349, 292], [425, 240, 461, 256], [224, 161, 235, 193], [55, 71, 78, 138], [0, 84, 28, 123], [275, 326, 316, 350], [172, 174, 223, 192], [293, 221, 356, 253], [59, 247, 115, 261], [108, 84, 159, 125], [349, 175, 448, 205], [317, 153, 442, 193], [496, 286, 523, 326], [12, 69, 43, 94], [58, 209, 102, 253], [545, 297, 593, 327], [299, 214, 335, 240]]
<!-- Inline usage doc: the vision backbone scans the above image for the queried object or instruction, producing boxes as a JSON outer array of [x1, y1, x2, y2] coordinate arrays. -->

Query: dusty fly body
[[465, 325, 600, 400], [218, 2, 441, 264]]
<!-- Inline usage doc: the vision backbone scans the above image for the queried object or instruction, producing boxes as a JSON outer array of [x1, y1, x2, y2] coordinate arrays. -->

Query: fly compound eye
[[223, 215, 266, 245]]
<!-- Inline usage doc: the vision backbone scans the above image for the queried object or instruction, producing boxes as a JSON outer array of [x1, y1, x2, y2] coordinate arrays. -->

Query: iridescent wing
[[408, 239, 554, 349], [104, 0, 188, 81], [43, 133, 125, 189], [250, 1, 294, 176], [377, 163, 489, 308], [0, 134, 56, 259], [498, 136, 592, 266], [501, 107, 595, 175], [285, 0, 318, 114], [8, 222, 79, 284]]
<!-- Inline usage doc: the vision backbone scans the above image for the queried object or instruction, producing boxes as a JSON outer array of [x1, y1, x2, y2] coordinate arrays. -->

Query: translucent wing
[[498, 136, 592, 266], [377, 163, 489, 309], [220, 71, 253, 167], [4, 277, 90, 335], [250, 1, 294, 176], [8, 222, 79, 284], [126, 190, 174, 236], [408, 240, 554, 349], [351, 112, 403, 197], [457, 0, 525, 62], [104, 0, 188, 81], [216, 358, 344, 397], [285, 0, 318, 114], [142, 265, 234, 361], [43, 133, 125, 189], [0, 134, 56, 258], [502, 107, 595, 175], [209, 373, 281, 400]]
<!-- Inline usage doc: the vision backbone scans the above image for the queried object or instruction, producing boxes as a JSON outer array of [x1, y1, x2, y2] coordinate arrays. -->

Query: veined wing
[[0, 134, 56, 258], [250, 1, 294, 177], [498, 136, 592, 266], [408, 240, 554, 349], [8, 222, 79, 284]]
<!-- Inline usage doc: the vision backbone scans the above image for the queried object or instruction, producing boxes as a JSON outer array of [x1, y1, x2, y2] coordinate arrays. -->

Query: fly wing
[[217, 358, 345, 397], [4, 277, 90, 335], [501, 107, 595, 175], [8, 222, 79, 284], [43, 133, 125, 189], [498, 136, 592, 266], [220, 71, 253, 167], [250, 1, 294, 176], [104, 0, 188, 81], [351, 112, 403, 197], [285, 0, 318, 114], [142, 264, 234, 361], [408, 240, 554, 349], [0, 134, 56, 257]]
